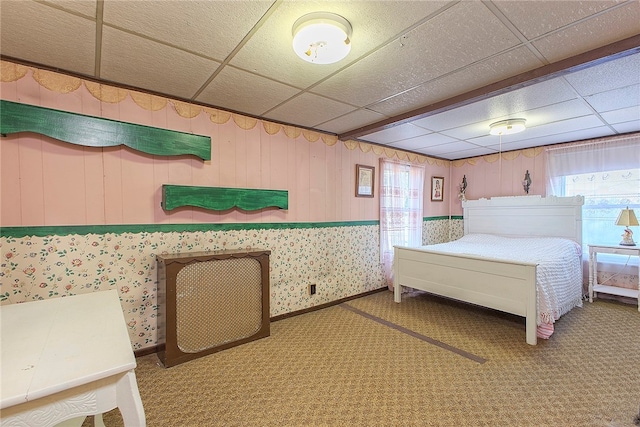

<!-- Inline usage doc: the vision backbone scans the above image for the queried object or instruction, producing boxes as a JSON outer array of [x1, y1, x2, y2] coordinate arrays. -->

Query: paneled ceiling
[[1, 0, 639, 160]]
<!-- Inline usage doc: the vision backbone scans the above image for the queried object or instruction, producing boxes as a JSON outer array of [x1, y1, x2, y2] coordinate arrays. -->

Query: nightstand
[[588, 244, 640, 311]]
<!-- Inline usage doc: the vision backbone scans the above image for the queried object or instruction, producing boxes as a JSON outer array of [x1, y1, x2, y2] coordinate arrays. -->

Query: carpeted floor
[[90, 290, 640, 426]]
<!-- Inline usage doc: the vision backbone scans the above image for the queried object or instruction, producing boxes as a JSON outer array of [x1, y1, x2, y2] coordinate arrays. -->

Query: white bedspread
[[422, 234, 583, 327]]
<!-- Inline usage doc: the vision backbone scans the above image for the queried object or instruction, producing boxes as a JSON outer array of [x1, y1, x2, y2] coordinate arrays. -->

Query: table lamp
[[615, 206, 638, 246]]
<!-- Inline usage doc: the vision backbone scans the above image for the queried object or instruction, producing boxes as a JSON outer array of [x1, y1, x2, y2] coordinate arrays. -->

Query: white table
[[1, 290, 146, 426], [588, 244, 640, 311]]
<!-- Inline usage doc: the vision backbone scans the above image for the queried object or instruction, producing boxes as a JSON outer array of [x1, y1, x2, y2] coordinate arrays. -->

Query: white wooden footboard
[[393, 246, 538, 345]]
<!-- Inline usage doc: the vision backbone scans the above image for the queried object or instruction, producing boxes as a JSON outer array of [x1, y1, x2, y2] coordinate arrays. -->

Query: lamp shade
[[292, 12, 352, 64], [616, 207, 639, 227], [489, 119, 527, 136]]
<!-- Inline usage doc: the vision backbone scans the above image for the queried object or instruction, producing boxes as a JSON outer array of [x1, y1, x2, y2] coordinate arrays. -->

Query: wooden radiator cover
[[156, 249, 270, 367]]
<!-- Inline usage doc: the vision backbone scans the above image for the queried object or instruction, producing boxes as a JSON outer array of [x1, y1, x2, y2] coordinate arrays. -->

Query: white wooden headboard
[[462, 195, 584, 245]]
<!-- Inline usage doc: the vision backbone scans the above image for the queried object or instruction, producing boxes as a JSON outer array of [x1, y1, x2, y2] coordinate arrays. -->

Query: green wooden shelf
[[162, 185, 288, 212], [0, 100, 211, 160]]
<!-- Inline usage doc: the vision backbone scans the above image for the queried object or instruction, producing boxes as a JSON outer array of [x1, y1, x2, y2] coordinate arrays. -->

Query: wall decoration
[[356, 164, 375, 197], [0, 100, 212, 160], [522, 170, 532, 194], [431, 176, 444, 201], [162, 185, 288, 211], [458, 175, 468, 202]]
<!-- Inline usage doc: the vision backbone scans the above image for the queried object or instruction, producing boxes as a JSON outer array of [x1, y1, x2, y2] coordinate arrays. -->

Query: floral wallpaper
[[0, 224, 393, 349], [0, 219, 452, 351], [423, 218, 463, 244]]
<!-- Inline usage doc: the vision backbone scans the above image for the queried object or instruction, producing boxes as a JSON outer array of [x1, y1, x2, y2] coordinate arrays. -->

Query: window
[[546, 136, 640, 255], [379, 159, 424, 288], [563, 169, 639, 250]]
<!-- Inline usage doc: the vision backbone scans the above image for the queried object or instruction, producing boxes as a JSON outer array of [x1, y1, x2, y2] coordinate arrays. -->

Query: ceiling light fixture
[[489, 118, 527, 136], [292, 12, 352, 65]]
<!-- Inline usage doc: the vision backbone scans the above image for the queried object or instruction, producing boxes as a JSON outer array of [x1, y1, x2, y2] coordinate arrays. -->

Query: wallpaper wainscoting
[[0, 219, 450, 350], [422, 217, 463, 244]]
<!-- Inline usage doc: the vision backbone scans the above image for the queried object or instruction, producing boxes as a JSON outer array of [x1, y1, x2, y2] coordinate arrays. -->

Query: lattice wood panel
[[176, 258, 262, 353], [156, 249, 270, 367]]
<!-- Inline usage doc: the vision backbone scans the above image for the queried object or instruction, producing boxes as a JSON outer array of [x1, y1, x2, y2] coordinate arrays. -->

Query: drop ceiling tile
[[424, 143, 497, 160], [465, 131, 526, 148], [532, 1, 640, 63], [563, 53, 640, 96], [388, 133, 458, 151], [584, 84, 640, 113], [363, 124, 433, 145], [441, 98, 595, 140], [102, 1, 272, 61], [230, 1, 450, 89], [196, 67, 301, 117], [507, 98, 596, 128], [369, 46, 544, 117], [411, 77, 578, 132], [486, 139, 547, 153], [600, 105, 640, 125], [494, 1, 620, 39], [489, 126, 613, 152], [437, 120, 492, 141], [101, 27, 221, 100], [414, 140, 479, 155], [318, 109, 387, 135], [263, 92, 356, 129], [612, 120, 640, 134], [473, 115, 607, 147], [312, 1, 520, 108], [42, 0, 97, 17], [0, 1, 96, 76]]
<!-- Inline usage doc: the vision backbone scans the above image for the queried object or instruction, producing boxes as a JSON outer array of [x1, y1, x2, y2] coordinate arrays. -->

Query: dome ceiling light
[[292, 12, 353, 65], [489, 118, 527, 136]]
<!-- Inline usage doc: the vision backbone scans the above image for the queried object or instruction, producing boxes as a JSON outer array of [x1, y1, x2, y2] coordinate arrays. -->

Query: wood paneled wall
[[1, 80, 453, 227]]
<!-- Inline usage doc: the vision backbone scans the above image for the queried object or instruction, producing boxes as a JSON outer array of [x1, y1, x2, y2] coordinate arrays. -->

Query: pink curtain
[[379, 159, 425, 289]]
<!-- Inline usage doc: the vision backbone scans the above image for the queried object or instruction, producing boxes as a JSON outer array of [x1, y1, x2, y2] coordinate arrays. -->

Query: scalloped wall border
[[0, 59, 542, 166]]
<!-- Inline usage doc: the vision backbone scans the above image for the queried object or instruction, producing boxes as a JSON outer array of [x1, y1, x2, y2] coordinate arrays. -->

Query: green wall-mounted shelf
[[0, 100, 211, 160], [162, 185, 288, 212]]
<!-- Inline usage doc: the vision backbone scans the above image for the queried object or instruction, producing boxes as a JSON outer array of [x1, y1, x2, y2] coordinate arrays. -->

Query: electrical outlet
[[308, 284, 316, 295]]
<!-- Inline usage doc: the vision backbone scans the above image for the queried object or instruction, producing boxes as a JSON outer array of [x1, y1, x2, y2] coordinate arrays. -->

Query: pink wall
[[1, 64, 453, 227], [449, 149, 546, 216]]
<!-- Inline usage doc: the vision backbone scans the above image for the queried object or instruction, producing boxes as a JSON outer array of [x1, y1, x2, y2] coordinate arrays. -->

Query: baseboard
[[135, 345, 161, 358], [134, 286, 389, 358]]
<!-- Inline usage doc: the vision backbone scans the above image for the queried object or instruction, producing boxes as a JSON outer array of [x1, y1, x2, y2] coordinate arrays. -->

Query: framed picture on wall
[[356, 164, 375, 197], [431, 176, 444, 201]]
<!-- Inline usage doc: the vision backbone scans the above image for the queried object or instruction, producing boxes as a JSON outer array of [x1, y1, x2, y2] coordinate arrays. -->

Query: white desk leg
[[94, 414, 106, 427], [116, 371, 146, 427], [589, 251, 596, 302], [589, 251, 593, 302]]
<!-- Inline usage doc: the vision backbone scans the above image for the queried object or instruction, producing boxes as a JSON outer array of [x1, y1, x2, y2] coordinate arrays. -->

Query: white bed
[[393, 195, 585, 345]]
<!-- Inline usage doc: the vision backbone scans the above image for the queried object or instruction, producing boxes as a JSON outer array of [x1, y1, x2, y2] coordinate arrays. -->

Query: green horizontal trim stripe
[[424, 215, 463, 221], [0, 221, 374, 238], [0, 100, 211, 160], [1, 217, 460, 238]]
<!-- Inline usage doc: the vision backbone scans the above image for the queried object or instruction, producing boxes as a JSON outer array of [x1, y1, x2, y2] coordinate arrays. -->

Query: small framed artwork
[[356, 164, 375, 197], [431, 176, 444, 201]]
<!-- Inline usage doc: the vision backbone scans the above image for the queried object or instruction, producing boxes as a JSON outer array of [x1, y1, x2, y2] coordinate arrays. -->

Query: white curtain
[[546, 134, 640, 253], [379, 158, 425, 289], [546, 135, 640, 195]]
